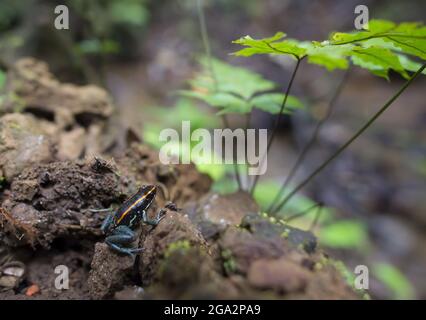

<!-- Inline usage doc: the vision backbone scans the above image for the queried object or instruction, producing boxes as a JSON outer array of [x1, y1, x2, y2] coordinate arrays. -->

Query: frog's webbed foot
[[142, 208, 167, 226], [164, 201, 180, 211]]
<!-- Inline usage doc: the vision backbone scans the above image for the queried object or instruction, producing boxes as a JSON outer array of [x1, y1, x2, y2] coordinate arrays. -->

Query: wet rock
[[218, 226, 287, 274], [88, 242, 135, 300], [138, 210, 208, 285], [248, 258, 311, 293], [195, 191, 259, 225], [185, 191, 259, 241], [0, 113, 56, 181], [144, 245, 238, 299], [241, 213, 317, 253]]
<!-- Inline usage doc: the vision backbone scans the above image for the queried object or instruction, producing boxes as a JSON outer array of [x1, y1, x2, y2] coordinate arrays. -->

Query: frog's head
[[138, 184, 157, 203]]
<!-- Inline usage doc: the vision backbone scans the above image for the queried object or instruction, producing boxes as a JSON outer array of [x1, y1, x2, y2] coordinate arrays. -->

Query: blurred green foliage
[[143, 98, 231, 180], [253, 180, 334, 225], [372, 262, 415, 299], [319, 220, 369, 250], [0, 70, 6, 89], [180, 57, 303, 115]]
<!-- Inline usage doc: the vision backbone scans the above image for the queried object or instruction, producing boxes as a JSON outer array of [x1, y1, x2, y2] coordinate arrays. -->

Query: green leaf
[[372, 263, 415, 299], [182, 57, 296, 115], [351, 46, 409, 79], [200, 58, 276, 99], [147, 98, 220, 130], [251, 93, 303, 114], [233, 33, 306, 59], [303, 42, 351, 71], [330, 19, 397, 45], [234, 19, 425, 79], [319, 220, 368, 249], [397, 54, 426, 75], [180, 90, 250, 114], [329, 19, 426, 61]]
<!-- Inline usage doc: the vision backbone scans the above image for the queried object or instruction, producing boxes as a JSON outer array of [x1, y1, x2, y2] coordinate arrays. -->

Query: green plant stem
[[197, 0, 242, 189], [244, 112, 251, 189], [284, 202, 322, 222], [309, 205, 323, 231], [221, 115, 243, 190], [269, 68, 350, 214], [274, 63, 426, 212], [196, 0, 217, 88], [249, 57, 303, 195]]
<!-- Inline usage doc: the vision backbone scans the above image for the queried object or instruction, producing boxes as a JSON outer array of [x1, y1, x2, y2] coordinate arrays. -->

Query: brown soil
[[0, 58, 359, 300]]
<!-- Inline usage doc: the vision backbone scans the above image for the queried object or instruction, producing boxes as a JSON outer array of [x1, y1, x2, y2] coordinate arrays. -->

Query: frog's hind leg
[[105, 225, 143, 257]]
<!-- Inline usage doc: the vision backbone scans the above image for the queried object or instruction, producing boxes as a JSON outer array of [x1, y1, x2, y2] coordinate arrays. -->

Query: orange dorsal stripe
[[116, 187, 155, 224]]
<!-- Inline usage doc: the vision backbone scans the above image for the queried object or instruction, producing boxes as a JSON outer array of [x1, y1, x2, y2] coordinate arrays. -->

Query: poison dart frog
[[101, 185, 173, 257]]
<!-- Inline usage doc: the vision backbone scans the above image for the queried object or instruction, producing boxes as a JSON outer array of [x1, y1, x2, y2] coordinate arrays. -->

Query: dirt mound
[[0, 58, 358, 300]]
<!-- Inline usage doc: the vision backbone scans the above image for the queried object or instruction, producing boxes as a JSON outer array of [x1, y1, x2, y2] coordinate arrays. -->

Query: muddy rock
[[248, 258, 311, 293], [219, 226, 288, 274], [2, 58, 113, 123], [241, 213, 317, 253], [0, 113, 56, 181], [88, 242, 135, 300], [0, 58, 116, 160], [196, 191, 259, 225], [294, 260, 360, 300], [144, 245, 239, 299], [57, 127, 86, 160], [0, 160, 123, 247], [115, 143, 212, 206], [138, 210, 209, 286]]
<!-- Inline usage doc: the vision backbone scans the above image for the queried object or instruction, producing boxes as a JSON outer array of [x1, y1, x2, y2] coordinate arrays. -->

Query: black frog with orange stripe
[[101, 185, 167, 256]]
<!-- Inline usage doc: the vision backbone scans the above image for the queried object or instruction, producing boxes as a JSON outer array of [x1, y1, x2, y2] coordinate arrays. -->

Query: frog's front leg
[[105, 225, 143, 257], [100, 213, 114, 234], [141, 209, 166, 226]]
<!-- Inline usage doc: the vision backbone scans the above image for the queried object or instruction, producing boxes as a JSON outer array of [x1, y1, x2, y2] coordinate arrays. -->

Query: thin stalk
[[196, 0, 217, 88], [244, 112, 251, 189], [197, 0, 243, 189], [269, 68, 350, 214], [249, 57, 303, 194], [284, 202, 322, 222], [274, 63, 426, 212], [309, 205, 323, 231], [221, 115, 243, 190]]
